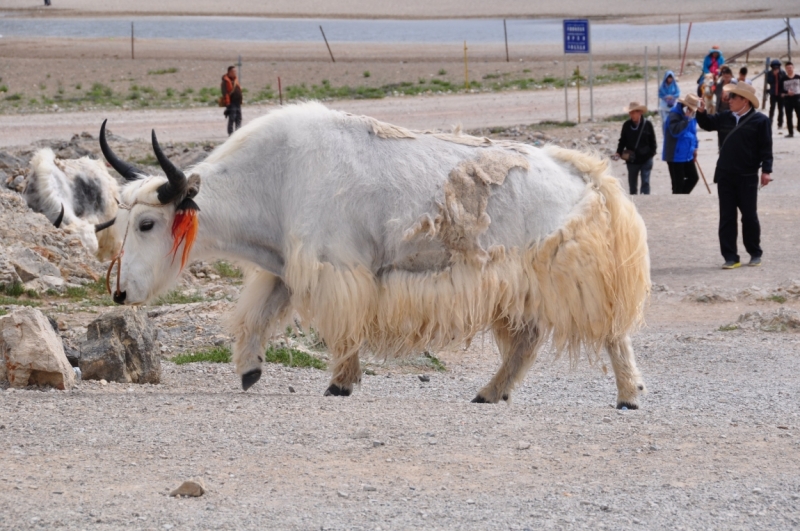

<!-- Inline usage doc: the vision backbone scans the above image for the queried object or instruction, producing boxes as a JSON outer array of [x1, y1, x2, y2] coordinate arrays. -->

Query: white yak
[[26, 148, 120, 260], [100, 103, 651, 408]]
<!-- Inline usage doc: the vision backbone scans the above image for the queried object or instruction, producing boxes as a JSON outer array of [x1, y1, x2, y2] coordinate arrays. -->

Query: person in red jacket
[[221, 66, 243, 135]]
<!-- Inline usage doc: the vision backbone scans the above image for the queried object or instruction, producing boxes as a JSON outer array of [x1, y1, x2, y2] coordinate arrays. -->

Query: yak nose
[[113, 291, 127, 304]]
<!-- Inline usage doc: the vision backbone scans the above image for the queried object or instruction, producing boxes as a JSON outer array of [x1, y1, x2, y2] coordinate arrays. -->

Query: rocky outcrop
[[80, 308, 161, 384], [0, 308, 76, 389]]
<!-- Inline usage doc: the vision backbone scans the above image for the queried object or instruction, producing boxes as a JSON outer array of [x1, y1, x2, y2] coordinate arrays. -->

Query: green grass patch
[[133, 153, 158, 166], [0, 308, 6, 316], [539, 120, 577, 128], [0, 85, 7, 93], [0, 296, 40, 307], [421, 351, 446, 372], [5, 93, 22, 101], [718, 324, 740, 332], [363, 71, 371, 78], [153, 290, 205, 305], [0, 282, 25, 297], [171, 345, 231, 365], [438, 68, 447, 76], [766, 295, 787, 304], [214, 261, 243, 279], [148, 67, 179, 75], [265, 345, 326, 370]]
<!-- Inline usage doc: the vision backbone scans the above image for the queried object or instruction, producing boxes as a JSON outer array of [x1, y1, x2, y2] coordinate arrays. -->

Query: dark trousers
[[226, 105, 242, 135], [785, 96, 800, 136], [768, 94, 784, 127], [717, 176, 762, 263], [626, 157, 653, 194], [666, 161, 699, 194]]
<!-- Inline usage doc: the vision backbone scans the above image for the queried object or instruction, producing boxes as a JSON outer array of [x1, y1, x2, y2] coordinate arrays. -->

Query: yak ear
[[185, 173, 201, 199]]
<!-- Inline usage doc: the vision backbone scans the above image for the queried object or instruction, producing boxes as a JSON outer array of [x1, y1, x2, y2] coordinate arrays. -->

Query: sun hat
[[623, 101, 647, 113], [677, 93, 701, 112], [723, 82, 759, 107]]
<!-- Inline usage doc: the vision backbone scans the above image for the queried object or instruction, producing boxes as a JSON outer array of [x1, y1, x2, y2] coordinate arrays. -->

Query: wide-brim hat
[[677, 93, 701, 112], [723, 82, 759, 107], [623, 101, 647, 113]]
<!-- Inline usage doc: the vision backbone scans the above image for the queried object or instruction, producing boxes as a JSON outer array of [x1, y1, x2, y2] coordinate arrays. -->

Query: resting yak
[[101, 102, 651, 408], [26, 148, 120, 261]]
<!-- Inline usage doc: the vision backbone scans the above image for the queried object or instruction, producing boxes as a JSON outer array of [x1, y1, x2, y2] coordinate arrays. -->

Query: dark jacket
[[662, 103, 698, 163], [615, 118, 657, 165], [696, 107, 773, 182], [766, 69, 787, 98]]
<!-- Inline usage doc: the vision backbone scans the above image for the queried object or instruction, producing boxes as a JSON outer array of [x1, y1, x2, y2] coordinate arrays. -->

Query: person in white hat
[[662, 93, 700, 194], [613, 102, 657, 194], [696, 82, 773, 269]]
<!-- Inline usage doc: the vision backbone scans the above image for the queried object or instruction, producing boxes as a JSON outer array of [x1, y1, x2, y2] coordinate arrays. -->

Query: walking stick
[[694, 158, 712, 194]]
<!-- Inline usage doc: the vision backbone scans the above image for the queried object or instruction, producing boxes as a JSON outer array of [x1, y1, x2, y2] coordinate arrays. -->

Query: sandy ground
[[2, 16, 800, 530], [3, 0, 799, 22]]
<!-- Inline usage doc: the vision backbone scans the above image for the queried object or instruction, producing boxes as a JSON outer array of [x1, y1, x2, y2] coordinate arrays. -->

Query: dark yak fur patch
[[72, 173, 105, 218]]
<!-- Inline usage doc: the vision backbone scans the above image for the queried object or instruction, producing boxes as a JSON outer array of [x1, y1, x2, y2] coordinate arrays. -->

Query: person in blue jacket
[[662, 93, 700, 194], [658, 70, 680, 124], [697, 46, 725, 89]]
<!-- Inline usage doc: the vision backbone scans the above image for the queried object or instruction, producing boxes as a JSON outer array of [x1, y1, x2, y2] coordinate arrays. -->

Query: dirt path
[[0, 82, 639, 147]]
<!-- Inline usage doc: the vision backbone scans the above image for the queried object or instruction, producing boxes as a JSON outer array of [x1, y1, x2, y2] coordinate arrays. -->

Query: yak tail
[[534, 146, 651, 363]]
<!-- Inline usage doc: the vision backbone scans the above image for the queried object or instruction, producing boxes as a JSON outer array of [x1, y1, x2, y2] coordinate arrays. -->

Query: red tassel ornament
[[169, 201, 199, 271]]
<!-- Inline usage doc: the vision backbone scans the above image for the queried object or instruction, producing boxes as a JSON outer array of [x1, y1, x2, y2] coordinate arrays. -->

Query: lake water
[[0, 15, 791, 47]]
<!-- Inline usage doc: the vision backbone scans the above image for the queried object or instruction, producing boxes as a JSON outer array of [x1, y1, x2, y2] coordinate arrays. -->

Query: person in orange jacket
[[221, 66, 243, 135]]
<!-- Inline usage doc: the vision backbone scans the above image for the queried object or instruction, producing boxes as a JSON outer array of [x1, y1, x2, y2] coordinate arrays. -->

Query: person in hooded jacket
[[658, 70, 680, 124], [702, 46, 725, 77], [613, 102, 657, 195], [662, 94, 700, 194]]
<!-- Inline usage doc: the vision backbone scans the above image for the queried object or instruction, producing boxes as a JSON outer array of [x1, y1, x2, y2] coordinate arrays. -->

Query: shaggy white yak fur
[[26, 148, 121, 260], [109, 102, 650, 407]]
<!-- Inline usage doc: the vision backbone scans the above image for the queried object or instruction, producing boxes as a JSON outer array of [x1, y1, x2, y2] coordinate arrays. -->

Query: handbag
[[621, 119, 646, 162]]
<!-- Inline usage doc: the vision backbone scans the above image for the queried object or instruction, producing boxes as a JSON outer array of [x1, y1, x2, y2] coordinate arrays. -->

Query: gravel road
[[2, 82, 799, 529]]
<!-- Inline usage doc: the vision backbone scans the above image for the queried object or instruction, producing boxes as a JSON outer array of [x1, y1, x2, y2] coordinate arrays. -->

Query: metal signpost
[[563, 19, 593, 122]]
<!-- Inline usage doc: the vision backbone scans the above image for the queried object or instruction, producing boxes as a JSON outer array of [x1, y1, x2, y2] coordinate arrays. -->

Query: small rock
[[752, 488, 762, 494], [372, 440, 385, 447], [363, 485, 377, 492], [466, 499, 476, 504], [99, 379, 107, 386], [288, 386, 295, 393], [352, 428, 370, 439], [170, 480, 205, 497], [517, 441, 531, 450], [418, 374, 430, 382], [602, 417, 612, 423], [337, 491, 349, 498]]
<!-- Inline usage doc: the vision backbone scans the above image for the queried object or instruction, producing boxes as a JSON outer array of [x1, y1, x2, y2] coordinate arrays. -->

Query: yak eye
[[139, 219, 155, 232]]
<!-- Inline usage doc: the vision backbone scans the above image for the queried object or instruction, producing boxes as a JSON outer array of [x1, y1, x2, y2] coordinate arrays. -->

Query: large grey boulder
[[0, 308, 76, 389], [80, 308, 160, 384], [7, 245, 61, 283]]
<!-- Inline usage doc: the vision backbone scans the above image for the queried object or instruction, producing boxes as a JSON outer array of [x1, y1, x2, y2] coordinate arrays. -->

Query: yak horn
[[94, 217, 116, 233], [151, 129, 187, 204], [53, 204, 65, 228], [100, 119, 142, 182]]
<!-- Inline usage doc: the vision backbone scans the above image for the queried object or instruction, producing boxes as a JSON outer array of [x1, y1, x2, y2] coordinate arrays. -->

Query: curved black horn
[[53, 203, 65, 228], [151, 129, 187, 204], [94, 217, 116, 233], [100, 119, 142, 182]]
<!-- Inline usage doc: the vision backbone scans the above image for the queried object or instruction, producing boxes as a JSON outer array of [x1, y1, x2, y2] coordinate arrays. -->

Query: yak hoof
[[241, 369, 262, 391], [324, 384, 351, 397], [471, 395, 490, 403], [616, 401, 639, 410]]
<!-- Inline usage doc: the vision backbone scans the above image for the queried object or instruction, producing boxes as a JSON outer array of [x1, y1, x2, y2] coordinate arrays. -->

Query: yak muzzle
[[113, 290, 127, 304]]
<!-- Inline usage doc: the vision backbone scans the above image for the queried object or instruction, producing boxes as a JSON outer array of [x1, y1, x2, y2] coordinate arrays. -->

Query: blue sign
[[563, 19, 590, 54]]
